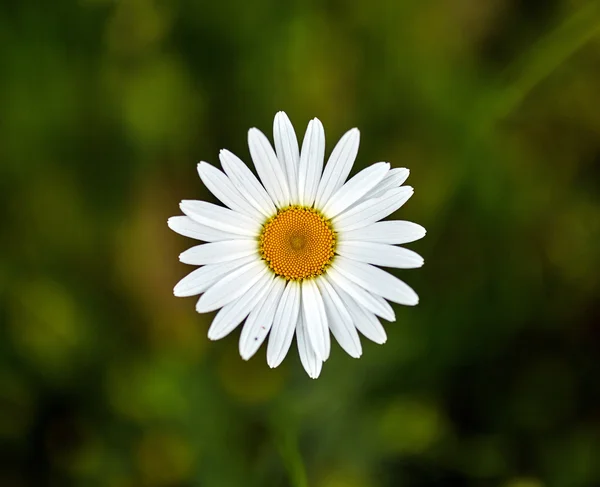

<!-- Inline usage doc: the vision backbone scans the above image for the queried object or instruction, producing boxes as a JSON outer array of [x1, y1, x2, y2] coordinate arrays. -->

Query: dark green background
[[1, 1, 599, 486]]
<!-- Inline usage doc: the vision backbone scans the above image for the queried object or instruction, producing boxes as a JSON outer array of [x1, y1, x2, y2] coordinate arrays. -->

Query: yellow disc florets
[[259, 206, 336, 280]]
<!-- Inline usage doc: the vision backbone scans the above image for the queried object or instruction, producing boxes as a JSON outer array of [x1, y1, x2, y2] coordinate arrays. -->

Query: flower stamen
[[259, 206, 336, 280]]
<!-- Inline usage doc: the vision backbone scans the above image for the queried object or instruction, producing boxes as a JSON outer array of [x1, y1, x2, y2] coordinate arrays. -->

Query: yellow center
[[259, 206, 336, 280]]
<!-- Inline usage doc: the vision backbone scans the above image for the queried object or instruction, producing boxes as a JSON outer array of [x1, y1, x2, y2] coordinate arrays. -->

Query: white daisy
[[169, 112, 425, 378]]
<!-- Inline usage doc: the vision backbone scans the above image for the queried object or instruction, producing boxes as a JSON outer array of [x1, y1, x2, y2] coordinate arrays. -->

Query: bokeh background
[[1, 0, 600, 486]]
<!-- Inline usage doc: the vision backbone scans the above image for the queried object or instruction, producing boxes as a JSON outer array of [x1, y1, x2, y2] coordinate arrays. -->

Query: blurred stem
[[481, 1, 600, 127], [272, 415, 308, 487]]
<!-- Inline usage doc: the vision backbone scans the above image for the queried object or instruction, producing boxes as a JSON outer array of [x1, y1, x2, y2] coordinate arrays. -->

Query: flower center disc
[[259, 207, 336, 280]]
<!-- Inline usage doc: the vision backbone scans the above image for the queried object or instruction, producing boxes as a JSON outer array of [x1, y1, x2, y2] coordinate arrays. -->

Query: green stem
[[272, 417, 308, 487]]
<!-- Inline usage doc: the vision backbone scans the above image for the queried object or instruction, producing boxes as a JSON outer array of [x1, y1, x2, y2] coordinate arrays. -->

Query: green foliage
[[1, 0, 600, 486]]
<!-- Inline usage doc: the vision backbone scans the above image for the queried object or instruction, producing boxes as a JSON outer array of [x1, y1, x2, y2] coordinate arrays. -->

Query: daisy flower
[[169, 112, 425, 378]]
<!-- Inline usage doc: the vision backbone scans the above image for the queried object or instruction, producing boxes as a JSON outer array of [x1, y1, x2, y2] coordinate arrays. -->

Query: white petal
[[325, 269, 395, 321], [333, 256, 419, 306], [337, 288, 387, 344], [296, 311, 322, 379], [173, 255, 255, 297], [197, 162, 263, 221], [358, 168, 410, 203], [316, 277, 362, 358], [267, 280, 301, 368], [322, 162, 389, 218], [301, 279, 330, 361], [219, 149, 276, 218], [179, 240, 257, 265], [207, 273, 273, 340], [369, 291, 396, 316], [239, 277, 286, 360], [273, 112, 300, 202], [298, 118, 325, 206], [333, 187, 414, 232], [180, 200, 261, 237], [341, 221, 426, 244], [196, 259, 266, 313], [168, 216, 242, 242], [314, 128, 360, 208], [337, 241, 424, 269], [248, 128, 290, 207]]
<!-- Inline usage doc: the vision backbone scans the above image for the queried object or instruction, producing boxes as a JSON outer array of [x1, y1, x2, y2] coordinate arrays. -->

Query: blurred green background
[[1, 0, 600, 486]]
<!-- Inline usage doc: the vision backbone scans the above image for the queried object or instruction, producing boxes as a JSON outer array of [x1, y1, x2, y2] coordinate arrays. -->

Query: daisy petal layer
[[337, 288, 387, 344], [333, 187, 414, 232], [333, 256, 419, 306], [168, 216, 241, 242], [325, 271, 395, 322], [337, 241, 424, 268], [301, 279, 331, 361], [359, 167, 410, 202], [267, 280, 301, 368], [239, 277, 285, 360], [208, 273, 273, 340], [248, 128, 290, 208], [196, 260, 267, 313], [341, 221, 426, 244], [179, 240, 257, 265], [174, 255, 255, 297], [180, 200, 261, 237], [197, 162, 262, 221], [314, 128, 360, 208], [273, 112, 300, 202], [316, 278, 362, 358], [297, 312, 322, 379], [322, 162, 390, 218], [219, 149, 276, 218], [298, 118, 325, 207]]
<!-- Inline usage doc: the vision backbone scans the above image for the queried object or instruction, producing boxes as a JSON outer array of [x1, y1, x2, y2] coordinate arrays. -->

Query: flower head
[[169, 112, 425, 378]]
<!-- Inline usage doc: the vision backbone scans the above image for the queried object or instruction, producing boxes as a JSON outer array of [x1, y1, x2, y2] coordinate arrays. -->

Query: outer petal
[[301, 279, 330, 361], [337, 287, 387, 344], [322, 162, 389, 218], [179, 240, 257, 265], [333, 256, 419, 306], [325, 270, 395, 321], [180, 200, 261, 237], [340, 221, 426, 245], [219, 149, 276, 218], [248, 128, 290, 207], [333, 187, 414, 232], [316, 277, 362, 358], [207, 272, 273, 340], [336, 241, 424, 269], [197, 162, 263, 221], [173, 255, 256, 297], [267, 280, 301, 368], [298, 118, 325, 206], [273, 112, 300, 202], [357, 167, 410, 203], [314, 128, 360, 208], [296, 311, 322, 379], [168, 216, 242, 242], [196, 260, 266, 313], [239, 277, 286, 360]]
